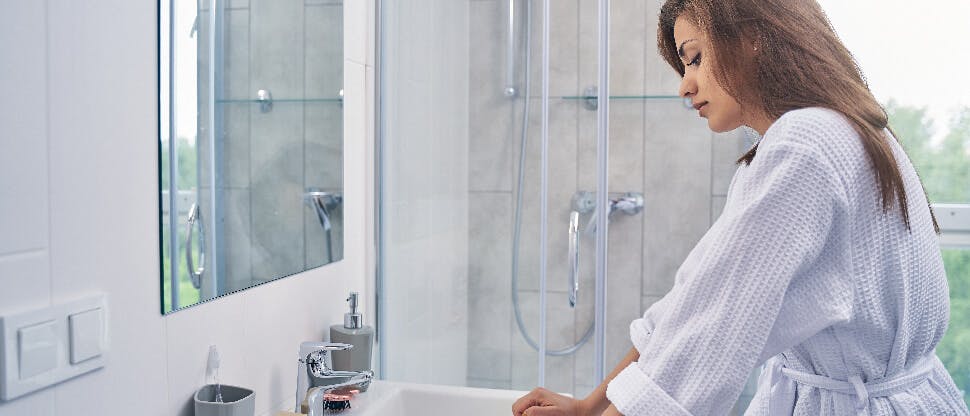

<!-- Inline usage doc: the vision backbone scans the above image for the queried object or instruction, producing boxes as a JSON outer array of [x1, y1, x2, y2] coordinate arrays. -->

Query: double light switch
[[0, 295, 107, 401]]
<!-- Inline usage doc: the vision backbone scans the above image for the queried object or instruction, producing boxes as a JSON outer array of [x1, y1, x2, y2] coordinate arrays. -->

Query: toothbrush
[[208, 345, 224, 403]]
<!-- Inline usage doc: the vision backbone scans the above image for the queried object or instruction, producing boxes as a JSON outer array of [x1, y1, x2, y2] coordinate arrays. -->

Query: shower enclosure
[[377, 0, 755, 409]]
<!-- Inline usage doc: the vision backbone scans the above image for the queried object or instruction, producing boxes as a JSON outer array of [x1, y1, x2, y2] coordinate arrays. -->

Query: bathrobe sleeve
[[628, 293, 672, 353], [606, 118, 854, 415]]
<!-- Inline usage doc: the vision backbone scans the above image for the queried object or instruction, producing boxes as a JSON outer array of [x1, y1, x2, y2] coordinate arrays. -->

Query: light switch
[[68, 308, 102, 364], [1, 295, 107, 401], [18, 320, 58, 379]]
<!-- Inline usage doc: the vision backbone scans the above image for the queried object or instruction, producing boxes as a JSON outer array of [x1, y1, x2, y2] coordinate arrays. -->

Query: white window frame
[[936, 203, 970, 248]]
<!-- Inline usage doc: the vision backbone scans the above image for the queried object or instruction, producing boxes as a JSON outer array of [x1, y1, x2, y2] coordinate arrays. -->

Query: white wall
[[0, 1, 375, 415]]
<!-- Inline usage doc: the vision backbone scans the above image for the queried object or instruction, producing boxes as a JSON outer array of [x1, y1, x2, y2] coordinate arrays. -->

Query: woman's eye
[[688, 53, 701, 67]]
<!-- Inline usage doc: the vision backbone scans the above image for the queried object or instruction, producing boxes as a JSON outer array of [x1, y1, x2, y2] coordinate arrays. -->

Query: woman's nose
[[679, 73, 696, 98]]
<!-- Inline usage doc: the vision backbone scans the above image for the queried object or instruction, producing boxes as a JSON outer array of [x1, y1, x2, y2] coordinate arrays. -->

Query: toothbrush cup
[[194, 384, 255, 416]]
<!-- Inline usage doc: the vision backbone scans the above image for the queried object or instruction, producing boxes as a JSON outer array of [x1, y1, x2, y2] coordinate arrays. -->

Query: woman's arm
[[582, 347, 639, 414], [511, 347, 639, 416], [601, 405, 622, 416]]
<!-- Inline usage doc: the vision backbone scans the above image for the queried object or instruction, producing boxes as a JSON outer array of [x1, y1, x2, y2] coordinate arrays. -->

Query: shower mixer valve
[[571, 191, 644, 217]]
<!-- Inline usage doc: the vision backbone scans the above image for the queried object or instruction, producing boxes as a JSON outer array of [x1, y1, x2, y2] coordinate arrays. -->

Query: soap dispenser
[[329, 292, 374, 372]]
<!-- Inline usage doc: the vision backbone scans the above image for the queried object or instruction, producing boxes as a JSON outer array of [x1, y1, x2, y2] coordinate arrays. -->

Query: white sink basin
[[341, 380, 529, 416]]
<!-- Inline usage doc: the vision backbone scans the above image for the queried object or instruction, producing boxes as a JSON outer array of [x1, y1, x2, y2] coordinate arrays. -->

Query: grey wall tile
[[305, 4, 343, 99], [575, 103, 596, 192], [303, 100, 343, 268], [579, 0, 647, 96], [572, 335, 594, 397], [304, 103, 343, 190], [467, 192, 513, 381], [641, 102, 712, 296], [608, 0, 647, 95], [608, 101, 647, 192], [251, 0, 305, 99], [510, 291, 576, 394], [711, 128, 746, 196], [223, 103, 251, 188], [224, 188, 253, 292], [225, 8, 250, 100], [570, 225, 646, 390], [469, 0, 516, 192], [606, 213, 642, 368], [513, 99, 579, 292], [643, 0, 683, 96], [467, 94, 517, 193], [250, 105, 305, 281], [577, 100, 646, 193], [526, 0, 580, 98]]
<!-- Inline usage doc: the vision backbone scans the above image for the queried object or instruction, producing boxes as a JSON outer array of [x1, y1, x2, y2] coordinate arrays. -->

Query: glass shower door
[[377, 0, 616, 397]]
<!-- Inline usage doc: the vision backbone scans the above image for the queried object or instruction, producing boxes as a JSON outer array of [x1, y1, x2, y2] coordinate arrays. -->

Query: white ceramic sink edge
[[340, 380, 530, 416]]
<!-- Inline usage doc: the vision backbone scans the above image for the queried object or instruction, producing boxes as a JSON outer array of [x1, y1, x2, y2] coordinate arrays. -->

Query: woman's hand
[[511, 387, 589, 416]]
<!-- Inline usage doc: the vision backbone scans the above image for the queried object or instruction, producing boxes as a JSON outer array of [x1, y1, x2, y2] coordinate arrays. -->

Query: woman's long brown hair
[[657, 0, 939, 232]]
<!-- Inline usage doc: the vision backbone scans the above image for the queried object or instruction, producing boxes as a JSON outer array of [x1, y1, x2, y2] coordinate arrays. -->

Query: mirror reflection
[[159, 0, 344, 314]]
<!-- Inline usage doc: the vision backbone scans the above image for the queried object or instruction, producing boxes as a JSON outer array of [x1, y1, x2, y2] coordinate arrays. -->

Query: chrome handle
[[568, 211, 579, 307], [299, 342, 354, 365], [301, 342, 355, 379], [185, 202, 205, 289], [315, 342, 353, 352]]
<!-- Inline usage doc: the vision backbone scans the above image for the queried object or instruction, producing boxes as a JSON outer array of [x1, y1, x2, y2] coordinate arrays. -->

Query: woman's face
[[674, 16, 745, 132]]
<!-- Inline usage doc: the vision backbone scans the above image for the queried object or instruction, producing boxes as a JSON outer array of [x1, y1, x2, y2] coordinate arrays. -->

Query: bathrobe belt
[[760, 351, 941, 416]]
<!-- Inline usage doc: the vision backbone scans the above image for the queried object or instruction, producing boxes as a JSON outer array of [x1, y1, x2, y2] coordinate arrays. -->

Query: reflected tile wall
[[224, 189, 252, 292], [196, 1, 344, 297], [250, 104, 305, 281]]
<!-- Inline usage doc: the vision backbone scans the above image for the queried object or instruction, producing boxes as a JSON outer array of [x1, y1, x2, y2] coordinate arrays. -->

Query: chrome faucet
[[296, 341, 373, 415]]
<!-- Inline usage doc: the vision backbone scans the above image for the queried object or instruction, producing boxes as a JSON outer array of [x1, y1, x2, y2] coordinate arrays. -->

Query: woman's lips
[[692, 101, 709, 116]]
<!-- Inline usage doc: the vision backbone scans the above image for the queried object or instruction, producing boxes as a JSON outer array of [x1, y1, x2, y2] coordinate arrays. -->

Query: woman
[[512, 0, 969, 415]]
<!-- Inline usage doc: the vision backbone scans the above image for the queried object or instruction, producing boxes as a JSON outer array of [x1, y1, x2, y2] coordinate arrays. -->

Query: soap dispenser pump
[[329, 292, 374, 373]]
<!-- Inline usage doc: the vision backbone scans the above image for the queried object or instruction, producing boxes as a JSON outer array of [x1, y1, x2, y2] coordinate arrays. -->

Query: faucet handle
[[299, 341, 353, 359], [300, 342, 355, 375]]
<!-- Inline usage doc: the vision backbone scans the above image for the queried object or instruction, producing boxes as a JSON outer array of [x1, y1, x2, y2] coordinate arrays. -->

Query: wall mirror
[[159, 0, 344, 314]]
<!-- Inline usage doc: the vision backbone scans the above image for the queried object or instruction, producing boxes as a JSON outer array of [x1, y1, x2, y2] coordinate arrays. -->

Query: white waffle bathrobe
[[605, 108, 969, 415]]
